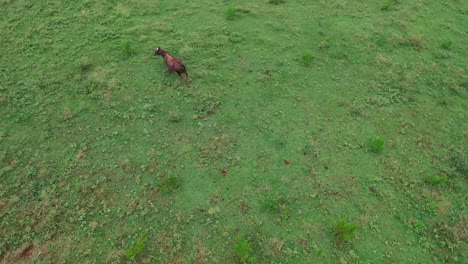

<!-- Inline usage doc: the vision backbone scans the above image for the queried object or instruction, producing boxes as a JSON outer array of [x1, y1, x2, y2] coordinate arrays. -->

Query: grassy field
[[1, 0, 467, 263]]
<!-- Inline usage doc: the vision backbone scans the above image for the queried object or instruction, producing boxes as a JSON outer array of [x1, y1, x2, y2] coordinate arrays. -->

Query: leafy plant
[[234, 235, 257, 263], [159, 175, 181, 193], [333, 218, 358, 244], [126, 232, 148, 260], [369, 136, 385, 154], [425, 175, 448, 186], [225, 6, 236, 20]]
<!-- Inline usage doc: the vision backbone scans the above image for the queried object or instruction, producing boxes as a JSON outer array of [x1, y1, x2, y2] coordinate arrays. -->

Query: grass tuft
[[369, 136, 385, 154], [126, 232, 148, 260], [121, 40, 135, 57], [268, 0, 285, 5], [381, 0, 399, 11], [234, 235, 257, 263], [301, 52, 314, 66], [425, 175, 448, 186], [440, 40, 453, 50], [159, 175, 181, 193], [225, 6, 236, 20], [333, 218, 358, 244]]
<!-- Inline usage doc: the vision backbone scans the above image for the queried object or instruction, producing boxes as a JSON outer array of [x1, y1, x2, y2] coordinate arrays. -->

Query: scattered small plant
[[234, 235, 257, 263], [301, 52, 314, 66], [333, 218, 358, 244], [159, 175, 181, 193], [126, 232, 148, 260], [425, 175, 448, 186], [440, 40, 453, 50], [369, 136, 385, 154], [225, 6, 236, 20], [268, 0, 285, 5]]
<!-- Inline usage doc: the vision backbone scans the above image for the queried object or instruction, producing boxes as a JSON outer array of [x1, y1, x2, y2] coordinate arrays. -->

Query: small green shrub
[[234, 235, 257, 263], [301, 52, 314, 66], [440, 40, 453, 50], [369, 136, 385, 154], [225, 6, 236, 20], [333, 218, 358, 244], [126, 232, 148, 260], [268, 0, 285, 5], [426, 175, 448, 186], [159, 175, 181, 193]]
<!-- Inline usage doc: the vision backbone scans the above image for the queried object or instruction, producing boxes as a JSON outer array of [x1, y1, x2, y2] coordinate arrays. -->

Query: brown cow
[[154, 47, 189, 86]]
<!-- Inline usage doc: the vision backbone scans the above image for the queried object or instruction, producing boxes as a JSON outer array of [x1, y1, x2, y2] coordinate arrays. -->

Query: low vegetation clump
[[301, 52, 314, 66], [268, 0, 285, 5], [234, 235, 257, 263], [225, 6, 236, 20], [159, 175, 182, 193], [425, 175, 448, 186], [333, 219, 358, 245], [126, 232, 148, 260], [369, 136, 385, 154]]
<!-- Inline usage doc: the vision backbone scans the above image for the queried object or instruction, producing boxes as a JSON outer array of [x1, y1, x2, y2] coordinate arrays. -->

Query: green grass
[[125, 232, 148, 260], [233, 235, 257, 263], [369, 136, 385, 154], [1, 0, 467, 263], [333, 218, 358, 244], [225, 5, 236, 20]]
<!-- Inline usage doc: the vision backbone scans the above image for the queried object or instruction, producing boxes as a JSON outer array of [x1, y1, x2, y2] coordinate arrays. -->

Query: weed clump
[[381, 0, 399, 11], [440, 40, 453, 50], [79, 56, 92, 73], [333, 218, 358, 244], [426, 175, 448, 186], [449, 149, 467, 178], [168, 109, 183, 123], [369, 136, 385, 154], [159, 175, 181, 193], [234, 235, 257, 263], [301, 52, 314, 66], [261, 196, 291, 218], [268, 0, 285, 5], [121, 40, 135, 57], [197, 94, 221, 119], [408, 35, 425, 51], [225, 6, 236, 20], [126, 232, 148, 260]]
